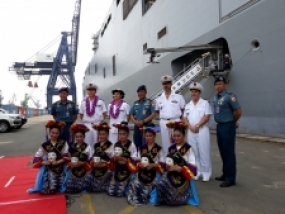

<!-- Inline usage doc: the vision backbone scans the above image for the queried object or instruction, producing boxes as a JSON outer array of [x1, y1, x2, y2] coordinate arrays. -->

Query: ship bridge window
[[117, 0, 121, 6], [101, 14, 112, 37], [123, 0, 138, 20], [158, 26, 167, 39], [88, 63, 91, 75], [112, 55, 116, 76], [142, 0, 155, 15], [143, 43, 147, 51], [103, 68, 106, 78]]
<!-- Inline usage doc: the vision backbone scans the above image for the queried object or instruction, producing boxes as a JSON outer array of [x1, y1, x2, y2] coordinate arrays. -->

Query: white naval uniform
[[155, 91, 185, 153], [183, 98, 212, 179], [79, 97, 107, 150], [108, 102, 130, 143]]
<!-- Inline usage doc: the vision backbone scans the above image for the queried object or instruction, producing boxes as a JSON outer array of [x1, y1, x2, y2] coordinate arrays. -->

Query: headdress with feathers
[[45, 120, 66, 129], [139, 123, 160, 134], [92, 122, 111, 131], [166, 121, 187, 129], [70, 123, 90, 134], [113, 121, 130, 131]]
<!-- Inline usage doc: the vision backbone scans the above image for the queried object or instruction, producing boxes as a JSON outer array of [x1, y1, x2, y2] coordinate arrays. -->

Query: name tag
[[171, 100, 178, 104]]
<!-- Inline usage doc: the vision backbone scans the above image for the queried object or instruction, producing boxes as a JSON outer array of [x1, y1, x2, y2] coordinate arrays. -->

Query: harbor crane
[[9, 0, 82, 111]]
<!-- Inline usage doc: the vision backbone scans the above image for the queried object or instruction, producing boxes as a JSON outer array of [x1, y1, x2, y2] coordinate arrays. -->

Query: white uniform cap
[[86, 83, 98, 90], [189, 82, 203, 92], [161, 75, 173, 83]]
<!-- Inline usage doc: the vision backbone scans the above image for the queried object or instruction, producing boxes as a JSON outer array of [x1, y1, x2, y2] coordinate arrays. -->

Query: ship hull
[[84, 0, 285, 136]]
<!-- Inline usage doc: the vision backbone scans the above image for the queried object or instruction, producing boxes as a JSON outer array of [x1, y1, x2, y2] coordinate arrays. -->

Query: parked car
[[0, 108, 27, 133]]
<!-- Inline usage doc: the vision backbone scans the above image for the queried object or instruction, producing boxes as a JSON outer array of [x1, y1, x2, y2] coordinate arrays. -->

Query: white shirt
[[155, 91, 185, 119], [183, 98, 212, 126], [34, 142, 69, 160], [183, 147, 196, 166], [108, 102, 130, 133], [79, 97, 107, 123], [129, 142, 140, 161]]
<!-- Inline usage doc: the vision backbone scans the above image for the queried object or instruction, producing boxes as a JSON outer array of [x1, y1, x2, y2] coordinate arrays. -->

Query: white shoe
[[202, 176, 211, 182], [194, 174, 201, 180]]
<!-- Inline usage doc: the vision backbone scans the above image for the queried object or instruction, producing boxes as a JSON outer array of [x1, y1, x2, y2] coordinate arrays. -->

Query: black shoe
[[215, 175, 226, 181], [220, 181, 236, 188]]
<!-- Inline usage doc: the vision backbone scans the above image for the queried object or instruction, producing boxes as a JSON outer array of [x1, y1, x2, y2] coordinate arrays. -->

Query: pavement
[[0, 115, 284, 214]]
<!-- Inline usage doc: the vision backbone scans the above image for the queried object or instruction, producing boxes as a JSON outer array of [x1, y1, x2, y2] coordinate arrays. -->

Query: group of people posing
[[29, 74, 242, 206]]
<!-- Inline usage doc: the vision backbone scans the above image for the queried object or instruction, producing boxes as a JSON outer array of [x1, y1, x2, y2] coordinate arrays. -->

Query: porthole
[[251, 39, 260, 51]]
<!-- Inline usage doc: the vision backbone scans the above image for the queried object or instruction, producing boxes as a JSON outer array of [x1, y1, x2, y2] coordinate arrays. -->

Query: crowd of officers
[[51, 75, 242, 188]]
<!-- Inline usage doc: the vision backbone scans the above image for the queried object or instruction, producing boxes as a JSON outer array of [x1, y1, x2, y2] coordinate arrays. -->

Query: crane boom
[[71, 0, 82, 66], [9, 0, 83, 110]]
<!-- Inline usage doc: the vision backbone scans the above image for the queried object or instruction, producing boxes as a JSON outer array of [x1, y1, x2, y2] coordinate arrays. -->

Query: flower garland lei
[[109, 99, 123, 119], [86, 96, 99, 117]]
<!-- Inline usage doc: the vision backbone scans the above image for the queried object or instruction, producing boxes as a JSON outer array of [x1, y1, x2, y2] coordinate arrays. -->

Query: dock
[[0, 115, 284, 214]]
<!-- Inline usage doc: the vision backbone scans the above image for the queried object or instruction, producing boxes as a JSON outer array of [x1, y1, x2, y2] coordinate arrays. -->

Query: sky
[[0, 0, 112, 108]]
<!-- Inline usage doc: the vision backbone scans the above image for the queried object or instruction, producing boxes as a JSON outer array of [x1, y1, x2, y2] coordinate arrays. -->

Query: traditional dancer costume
[[84, 123, 114, 192], [29, 120, 68, 195]]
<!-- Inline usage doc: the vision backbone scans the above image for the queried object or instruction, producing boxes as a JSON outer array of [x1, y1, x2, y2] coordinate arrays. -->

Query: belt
[[160, 118, 180, 120], [217, 121, 234, 124]]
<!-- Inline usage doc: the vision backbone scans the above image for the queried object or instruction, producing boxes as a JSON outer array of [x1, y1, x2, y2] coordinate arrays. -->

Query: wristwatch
[[195, 124, 200, 128]]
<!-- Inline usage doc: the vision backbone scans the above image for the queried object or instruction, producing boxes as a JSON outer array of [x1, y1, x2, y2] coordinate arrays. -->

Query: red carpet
[[0, 156, 66, 214]]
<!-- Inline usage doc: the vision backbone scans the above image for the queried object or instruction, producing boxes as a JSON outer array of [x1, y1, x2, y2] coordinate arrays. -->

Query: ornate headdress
[[166, 121, 187, 129], [139, 123, 160, 134], [70, 123, 90, 134], [113, 121, 129, 130], [45, 120, 66, 129], [92, 122, 111, 131]]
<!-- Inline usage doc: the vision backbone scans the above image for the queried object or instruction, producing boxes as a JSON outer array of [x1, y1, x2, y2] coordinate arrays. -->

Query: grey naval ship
[[82, 0, 285, 137]]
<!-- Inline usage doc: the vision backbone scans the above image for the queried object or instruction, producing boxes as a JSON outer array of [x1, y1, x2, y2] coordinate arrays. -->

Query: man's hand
[[136, 120, 143, 127], [188, 124, 198, 133], [235, 122, 239, 129]]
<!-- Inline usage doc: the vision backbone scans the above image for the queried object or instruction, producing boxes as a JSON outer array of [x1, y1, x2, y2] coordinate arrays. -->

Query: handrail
[[149, 57, 204, 100]]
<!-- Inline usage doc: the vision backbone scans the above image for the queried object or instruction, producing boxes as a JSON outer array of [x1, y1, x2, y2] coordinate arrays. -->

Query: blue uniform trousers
[[61, 123, 72, 144], [133, 126, 143, 149], [216, 122, 236, 182]]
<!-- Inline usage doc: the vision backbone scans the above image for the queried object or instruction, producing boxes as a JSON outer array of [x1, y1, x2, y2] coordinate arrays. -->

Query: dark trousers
[[133, 126, 143, 150], [216, 122, 236, 182], [61, 123, 72, 144]]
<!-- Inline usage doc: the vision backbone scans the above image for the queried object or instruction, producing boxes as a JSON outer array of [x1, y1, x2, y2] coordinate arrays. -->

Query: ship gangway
[[146, 44, 230, 102]]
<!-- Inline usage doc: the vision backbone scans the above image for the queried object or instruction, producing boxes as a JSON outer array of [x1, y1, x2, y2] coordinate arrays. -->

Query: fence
[[1, 104, 48, 118]]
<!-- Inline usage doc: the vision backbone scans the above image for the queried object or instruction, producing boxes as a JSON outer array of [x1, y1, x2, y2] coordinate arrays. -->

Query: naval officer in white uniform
[[183, 82, 212, 181], [79, 83, 107, 150], [155, 75, 186, 153]]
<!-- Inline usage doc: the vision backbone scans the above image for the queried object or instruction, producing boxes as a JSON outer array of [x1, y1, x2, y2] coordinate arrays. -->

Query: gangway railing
[[150, 56, 210, 101]]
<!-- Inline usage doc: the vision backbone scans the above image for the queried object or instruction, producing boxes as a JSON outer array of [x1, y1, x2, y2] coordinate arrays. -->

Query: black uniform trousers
[[216, 122, 236, 182], [133, 125, 143, 149]]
